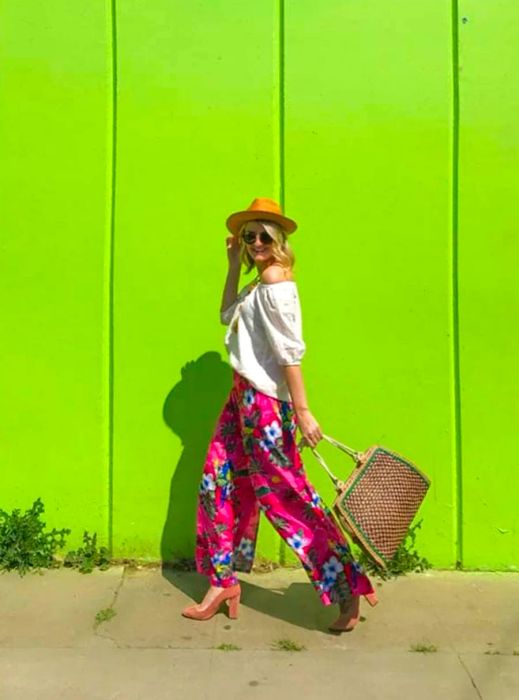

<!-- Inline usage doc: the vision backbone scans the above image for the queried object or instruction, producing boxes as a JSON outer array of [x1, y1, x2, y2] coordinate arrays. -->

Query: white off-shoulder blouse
[[221, 280, 306, 401]]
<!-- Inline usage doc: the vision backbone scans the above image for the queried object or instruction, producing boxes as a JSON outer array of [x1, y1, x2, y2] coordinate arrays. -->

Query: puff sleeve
[[255, 284, 306, 365]]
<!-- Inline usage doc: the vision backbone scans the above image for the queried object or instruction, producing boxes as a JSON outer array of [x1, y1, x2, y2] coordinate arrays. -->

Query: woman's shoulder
[[259, 264, 294, 285], [256, 266, 300, 315]]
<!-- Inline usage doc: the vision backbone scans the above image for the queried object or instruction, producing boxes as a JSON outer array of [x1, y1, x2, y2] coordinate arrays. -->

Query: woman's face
[[242, 221, 274, 265]]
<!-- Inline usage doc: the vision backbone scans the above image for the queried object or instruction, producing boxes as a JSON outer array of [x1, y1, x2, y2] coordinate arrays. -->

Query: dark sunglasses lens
[[243, 231, 273, 244]]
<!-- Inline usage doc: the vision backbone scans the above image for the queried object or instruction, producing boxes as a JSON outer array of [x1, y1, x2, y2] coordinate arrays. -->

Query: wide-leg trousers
[[195, 371, 374, 606]]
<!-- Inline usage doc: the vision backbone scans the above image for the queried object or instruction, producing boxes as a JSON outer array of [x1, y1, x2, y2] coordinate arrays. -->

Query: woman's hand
[[296, 408, 323, 449], [226, 235, 241, 269]]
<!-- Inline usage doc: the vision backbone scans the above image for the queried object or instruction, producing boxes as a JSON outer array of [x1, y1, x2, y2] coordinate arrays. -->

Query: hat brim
[[226, 210, 297, 236]]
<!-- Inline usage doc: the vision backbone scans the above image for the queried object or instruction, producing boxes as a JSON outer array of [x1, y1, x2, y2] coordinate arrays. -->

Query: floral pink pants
[[195, 372, 374, 606]]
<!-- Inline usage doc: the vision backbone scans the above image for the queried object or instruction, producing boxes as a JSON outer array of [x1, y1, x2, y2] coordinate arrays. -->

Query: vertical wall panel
[[114, 0, 280, 560], [0, 2, 111, 544], [284, 0, 455, 566], [458, 2, 519, 569]]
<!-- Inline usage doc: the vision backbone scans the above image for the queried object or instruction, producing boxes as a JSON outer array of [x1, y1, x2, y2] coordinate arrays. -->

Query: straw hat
[[225, 198, 297, 236]]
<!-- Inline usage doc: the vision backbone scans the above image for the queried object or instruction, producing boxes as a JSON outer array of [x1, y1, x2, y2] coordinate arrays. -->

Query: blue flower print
[[216, 460, 234, 505], [220, 482, 233, 505], [322, 556, 343, 592], [280, 402, 296, 432], [211, 551, 232, 568], [200, 473, 216, 495], [211, 550, 233, 579], [332, 541, 353, 561], [243, 389, 255, 408], [310, 491, 320, 508], [258, 438, 274, 452], [215, 461, 230, 484]]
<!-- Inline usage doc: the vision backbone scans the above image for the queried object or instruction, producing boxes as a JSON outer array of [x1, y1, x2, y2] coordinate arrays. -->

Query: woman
[[182, 198, 377, 631]]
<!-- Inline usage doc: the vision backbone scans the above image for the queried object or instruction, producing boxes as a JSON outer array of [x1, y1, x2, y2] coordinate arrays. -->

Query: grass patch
[[409, 643, 438, 653], [95, 607, 117, 627], [272, 638, 306, 652], [215, 643, 241, 651], [513, 650, 519, 656]]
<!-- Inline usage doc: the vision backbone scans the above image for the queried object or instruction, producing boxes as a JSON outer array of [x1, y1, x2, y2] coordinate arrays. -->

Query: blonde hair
[[239, 220, 295, 274]]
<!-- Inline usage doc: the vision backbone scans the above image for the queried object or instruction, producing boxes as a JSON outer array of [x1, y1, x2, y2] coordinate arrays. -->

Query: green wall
[[457, 1, 519, 569], [0, 1, 517, 571], [0, 2, 111, 542]]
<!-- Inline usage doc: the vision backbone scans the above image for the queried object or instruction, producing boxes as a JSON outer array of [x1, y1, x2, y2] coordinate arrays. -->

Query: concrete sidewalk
[[0, 566, 518, 699]]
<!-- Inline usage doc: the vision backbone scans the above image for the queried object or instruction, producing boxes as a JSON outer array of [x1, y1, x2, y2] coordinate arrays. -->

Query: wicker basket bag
[[301, 435, 431, 569]]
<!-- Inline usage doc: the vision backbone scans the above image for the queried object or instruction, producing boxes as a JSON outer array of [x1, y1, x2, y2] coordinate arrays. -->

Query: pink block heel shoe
[[328, 591, 379, 633], [226, 594, 240, 620], [181, 584, 241, 621]]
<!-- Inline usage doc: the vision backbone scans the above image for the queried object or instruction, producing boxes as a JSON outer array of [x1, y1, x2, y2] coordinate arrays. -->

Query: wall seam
[[451, 0, 463, 568], [279, 0, 285, 210], [107, 0, 118, 555], [278, 0, 286, 566]]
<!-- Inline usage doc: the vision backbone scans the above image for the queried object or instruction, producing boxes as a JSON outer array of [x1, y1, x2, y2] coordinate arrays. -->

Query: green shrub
[[64, 531, 111, 573], [0, 498, 70, 575], [354, 520, 432, 581]]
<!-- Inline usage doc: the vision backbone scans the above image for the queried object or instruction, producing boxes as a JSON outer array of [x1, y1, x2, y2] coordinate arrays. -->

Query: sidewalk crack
[[93, 566, 126, 646], [458, 654, 484, 700]]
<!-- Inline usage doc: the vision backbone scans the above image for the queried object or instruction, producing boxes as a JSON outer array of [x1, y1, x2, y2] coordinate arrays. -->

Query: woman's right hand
[[296, 408, 323, 449], [226, 235, 241, 268]]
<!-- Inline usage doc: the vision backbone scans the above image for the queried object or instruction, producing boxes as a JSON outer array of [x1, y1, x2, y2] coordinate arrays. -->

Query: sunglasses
[[241, 229, 274, 245]]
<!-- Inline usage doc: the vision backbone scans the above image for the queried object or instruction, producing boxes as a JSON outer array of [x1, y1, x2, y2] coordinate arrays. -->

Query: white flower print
[[322, 556, 343, 591], [323, 556, 343, 578], [311, 491, 320, 507], [263, 421, 282, 442], [287, 532, 306, 554]]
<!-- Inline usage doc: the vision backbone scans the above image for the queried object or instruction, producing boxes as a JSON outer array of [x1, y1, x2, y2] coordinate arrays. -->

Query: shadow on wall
[[160, 351, 232, 563]]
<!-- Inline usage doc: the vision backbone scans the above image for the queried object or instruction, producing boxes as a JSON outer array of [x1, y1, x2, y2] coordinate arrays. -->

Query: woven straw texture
[[334, 447, 430, 569]]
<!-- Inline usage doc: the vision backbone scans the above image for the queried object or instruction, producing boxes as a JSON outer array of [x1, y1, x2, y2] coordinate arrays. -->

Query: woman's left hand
[[296, 409, 323, 448]]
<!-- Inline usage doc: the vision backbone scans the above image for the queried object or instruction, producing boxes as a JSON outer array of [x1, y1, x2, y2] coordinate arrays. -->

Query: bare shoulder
[[260, 265, 294, 284]]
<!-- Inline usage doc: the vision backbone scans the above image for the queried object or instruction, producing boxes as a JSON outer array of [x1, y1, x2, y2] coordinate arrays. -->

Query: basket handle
[[298, 434, 362, 489]]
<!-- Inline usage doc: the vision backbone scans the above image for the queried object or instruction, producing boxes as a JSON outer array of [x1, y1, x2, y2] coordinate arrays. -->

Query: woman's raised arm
[[220, 235, 241, 314]]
